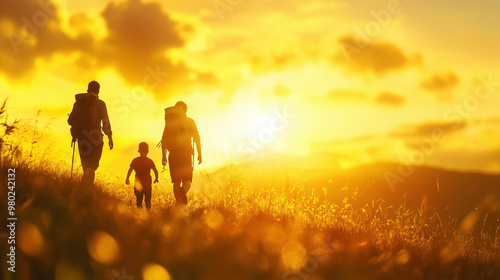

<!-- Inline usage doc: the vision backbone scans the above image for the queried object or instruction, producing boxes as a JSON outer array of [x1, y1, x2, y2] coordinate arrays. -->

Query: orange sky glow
[[2, 0, 500, 178]]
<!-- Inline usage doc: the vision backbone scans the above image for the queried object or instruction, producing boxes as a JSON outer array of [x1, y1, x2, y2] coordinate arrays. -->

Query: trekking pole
[[70, 139, 76, 180]]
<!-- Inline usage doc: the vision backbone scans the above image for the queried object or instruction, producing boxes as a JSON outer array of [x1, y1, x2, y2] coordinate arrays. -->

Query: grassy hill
[[1, 158, 500, 280]]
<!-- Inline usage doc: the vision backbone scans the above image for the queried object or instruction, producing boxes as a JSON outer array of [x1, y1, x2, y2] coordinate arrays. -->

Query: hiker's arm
[[162, 148, 167, 167], [192, 120, 202, 164], [161, 126, 168, 166], [153, 165, 159, 183], [125, 167, 133, 185], [196, 141, 202, 164], [100, 102, 112, 135], [107, 134, 114, 150], [100, 101, 113, 149]]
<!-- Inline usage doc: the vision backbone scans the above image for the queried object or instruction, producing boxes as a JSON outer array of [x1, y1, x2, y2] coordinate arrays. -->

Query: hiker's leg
[[78, 139, 91, 173], [183, 180, 192, 194], [179, 180, 191, 205], [170, 149, 190, 206], [79, 138, 101, 186], [173, 182, 183, 205], [90, 141, 103, 180], [89, 168, 95, 183], [179, 180, 188, 205], [79, 140, 90, 184], [82, 167, 95, 186], [173, 182, 187, 205]]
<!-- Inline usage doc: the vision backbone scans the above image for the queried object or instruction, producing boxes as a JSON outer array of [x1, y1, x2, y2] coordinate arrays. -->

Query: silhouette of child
[[126, 142, 159, 210]]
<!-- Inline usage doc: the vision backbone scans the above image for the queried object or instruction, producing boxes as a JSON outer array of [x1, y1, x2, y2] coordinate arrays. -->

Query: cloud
[[96, 0, 218, 99], [273, 85, 291, 97], [0, 0, 218, 100], [472, 117, 500, 125], [310, 135, 394, 166], [0, 0, 54, 21], [375, 92, 405, 107], [313, 135, 376, 147], [420, 71, 459, 92], [334, 36, 410, 75], [250, 52, 300, 75], [0, 0, 91, 78], [390, 121, 466, 138], [101, 0, 184, 53], [326, 89, 366, 100]]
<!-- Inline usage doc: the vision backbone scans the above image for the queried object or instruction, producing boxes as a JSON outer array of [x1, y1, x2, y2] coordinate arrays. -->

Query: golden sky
[[2, 0, 500, 176]]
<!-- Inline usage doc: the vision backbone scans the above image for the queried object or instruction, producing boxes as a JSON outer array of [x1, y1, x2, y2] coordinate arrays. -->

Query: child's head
[[138, 142, 149, 156]]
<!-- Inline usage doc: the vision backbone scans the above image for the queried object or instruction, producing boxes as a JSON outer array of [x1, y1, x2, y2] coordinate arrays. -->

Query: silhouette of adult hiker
[[68, 81, 113, 186], [126, 142, 159, 211], [161, 101, 201, 205]]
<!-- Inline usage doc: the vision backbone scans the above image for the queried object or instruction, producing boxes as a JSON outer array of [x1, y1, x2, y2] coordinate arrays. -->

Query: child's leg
[[144, 183, 152, 210], [135, 191, 143, 208], [134, 181, 143, 208]]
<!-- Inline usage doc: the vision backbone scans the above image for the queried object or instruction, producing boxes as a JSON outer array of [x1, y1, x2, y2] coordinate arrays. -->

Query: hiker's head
[[88, 81, 100, 95], [175, 101, 187, 114], [138, 142, 149, 155]]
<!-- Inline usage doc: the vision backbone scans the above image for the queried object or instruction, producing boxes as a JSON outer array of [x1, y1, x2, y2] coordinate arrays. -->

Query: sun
[[193, 96, 284, 168]]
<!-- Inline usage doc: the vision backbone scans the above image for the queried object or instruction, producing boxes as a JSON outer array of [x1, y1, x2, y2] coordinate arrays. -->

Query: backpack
[[68, 93, 100, 141], [161, 106, 190, 150]]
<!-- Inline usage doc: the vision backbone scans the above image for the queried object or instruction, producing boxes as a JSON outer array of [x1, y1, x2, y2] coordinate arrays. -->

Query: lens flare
[[395, 249, 410, 265], [135, 179, 144, 192], [18, 222, 45, 256], [142, 263, 172, 280], [204, 209, 224, 229], [87, 230, 120, 265], [281, 240, 307, 271]]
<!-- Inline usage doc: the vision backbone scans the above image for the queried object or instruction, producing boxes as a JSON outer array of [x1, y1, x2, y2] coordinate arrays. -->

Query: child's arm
[[125, 166, 133, 185], [153, 164, 159, 184]]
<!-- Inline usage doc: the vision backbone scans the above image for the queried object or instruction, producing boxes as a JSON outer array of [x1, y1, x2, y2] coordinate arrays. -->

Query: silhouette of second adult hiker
[[68, 81, 113, 186], [161, 101, 201, 205]]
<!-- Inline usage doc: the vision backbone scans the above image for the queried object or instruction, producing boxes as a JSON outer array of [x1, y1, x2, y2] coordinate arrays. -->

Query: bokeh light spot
[[19, 222, 45, 256], [142, 263, 172, 280], [281, 240, 307, 271], [395, 249, 410, 265], [87, 230, 120, 265], [204, 209, 224, 229]]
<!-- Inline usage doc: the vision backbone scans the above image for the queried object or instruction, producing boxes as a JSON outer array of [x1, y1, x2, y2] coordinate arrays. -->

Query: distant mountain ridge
[[329, 162, 500, 219], [198, 156, 500, 231]]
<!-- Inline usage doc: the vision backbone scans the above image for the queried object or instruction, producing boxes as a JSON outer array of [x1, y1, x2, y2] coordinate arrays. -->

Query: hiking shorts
[[168, 146, 193, 183], [78, 137, 103, 170]]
